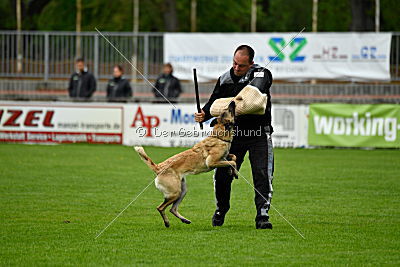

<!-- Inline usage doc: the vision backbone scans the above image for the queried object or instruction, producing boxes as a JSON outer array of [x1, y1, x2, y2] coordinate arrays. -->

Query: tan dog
[[134, 102, 237, 227]]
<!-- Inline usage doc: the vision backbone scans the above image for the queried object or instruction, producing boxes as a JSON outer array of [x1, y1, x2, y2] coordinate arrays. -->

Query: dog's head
[[210, 101, 236, 131]]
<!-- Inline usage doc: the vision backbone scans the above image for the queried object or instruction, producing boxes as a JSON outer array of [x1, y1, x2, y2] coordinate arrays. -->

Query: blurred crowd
[[68, 58, 181, 102]]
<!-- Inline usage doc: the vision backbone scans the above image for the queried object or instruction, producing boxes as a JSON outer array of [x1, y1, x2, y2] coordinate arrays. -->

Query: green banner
[[308, 104, 400, 148]]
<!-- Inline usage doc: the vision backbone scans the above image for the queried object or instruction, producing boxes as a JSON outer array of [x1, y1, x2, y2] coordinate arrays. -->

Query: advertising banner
[[164, 33, 392, 82], [123, 103, 308, 148], [0, 102, 308, 148], [308, 104, 400, 148], [0, 102, 123, 144], [123, 103, 212, 147], [272, 105, 308, 148]]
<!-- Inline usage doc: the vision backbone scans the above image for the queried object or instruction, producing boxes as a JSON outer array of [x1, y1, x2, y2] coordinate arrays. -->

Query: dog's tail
[[134, 146, 159, 173]]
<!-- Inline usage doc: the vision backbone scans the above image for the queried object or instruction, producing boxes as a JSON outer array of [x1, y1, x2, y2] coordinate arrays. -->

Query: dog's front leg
[[226, 154, 236, 162], [206, 156, 237, 170], [225, 154, 238, 179]]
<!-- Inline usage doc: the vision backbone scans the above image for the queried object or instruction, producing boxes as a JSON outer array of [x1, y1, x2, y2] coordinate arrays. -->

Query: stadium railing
[[0, 31, 399, 104], [0, 31, 163, 80], [0, 79, 399, 104]]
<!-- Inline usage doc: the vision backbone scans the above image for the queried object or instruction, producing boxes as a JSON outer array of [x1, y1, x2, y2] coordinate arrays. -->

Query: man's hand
[[195, 109, 205, 123]]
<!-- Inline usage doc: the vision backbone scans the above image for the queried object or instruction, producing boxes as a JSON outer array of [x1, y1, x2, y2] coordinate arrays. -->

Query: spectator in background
[[153, 63, 182, 102], [106, 65, 132, 102], [68, 58, 96, 99]]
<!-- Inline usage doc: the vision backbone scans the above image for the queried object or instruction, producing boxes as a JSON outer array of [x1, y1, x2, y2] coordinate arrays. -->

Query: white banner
[[164, 33, 392, 82], [0, 102, 123, 144], [0, 102, 307, 148], [123, 103, 308, 148], [271, 105, 308, 147], [123, 103, 212, 147]]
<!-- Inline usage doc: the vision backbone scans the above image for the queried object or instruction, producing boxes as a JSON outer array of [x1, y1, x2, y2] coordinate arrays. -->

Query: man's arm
[[87, 74, 97, 97], [171, 78, 182, 98], [68, 75, 74, 97], [250, 68, 273, 94], [263, 69, 273, 92], [125, 80, 132, 97], [106, 80, 112, 98], [153, 77, 161, 97], [201, 78, 222, 122]]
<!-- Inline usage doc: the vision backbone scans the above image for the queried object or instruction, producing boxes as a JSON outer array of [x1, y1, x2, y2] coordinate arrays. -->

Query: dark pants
[[214, 131, 274, 221]]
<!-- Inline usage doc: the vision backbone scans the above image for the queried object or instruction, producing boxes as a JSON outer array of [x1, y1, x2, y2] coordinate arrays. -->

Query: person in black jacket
[[195, 45, 274, 229], [68, 58, 96, 99], [106, 65, 132, 102], [153, 63, 182, 102]]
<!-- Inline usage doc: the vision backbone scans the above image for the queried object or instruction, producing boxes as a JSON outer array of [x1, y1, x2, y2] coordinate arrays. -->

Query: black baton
[[193, 68, 203, 130]]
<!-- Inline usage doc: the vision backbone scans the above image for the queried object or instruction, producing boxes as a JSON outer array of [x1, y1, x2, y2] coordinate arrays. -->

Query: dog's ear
[[210, 118, 218, 127], [228, 101, 236, 117]]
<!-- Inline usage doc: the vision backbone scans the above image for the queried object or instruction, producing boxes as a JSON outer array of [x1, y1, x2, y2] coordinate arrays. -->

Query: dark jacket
[[68, 70, 96, 98], [203, 64, 273, 133], [153, 73, 182, 99], [106, 76, 132, 101]]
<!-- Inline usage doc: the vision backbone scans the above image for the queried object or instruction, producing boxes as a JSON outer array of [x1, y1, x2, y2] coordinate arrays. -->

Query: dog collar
[[211, 135, 232, 143]]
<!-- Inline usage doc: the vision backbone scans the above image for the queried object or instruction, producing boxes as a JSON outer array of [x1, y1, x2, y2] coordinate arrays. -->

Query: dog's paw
[[227, 167, 238, 179], [181, 218, 191, 224], [164, 221, 170, 228], [227, 154, 237, 162], [233, 169, 239, 179]]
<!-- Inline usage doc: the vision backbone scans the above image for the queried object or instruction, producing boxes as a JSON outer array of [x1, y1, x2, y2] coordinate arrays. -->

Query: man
[[106, 64, 132, 102], [195, 45, 274, 229], [153, 63, 182, 102], [68, 58, 96, 99]]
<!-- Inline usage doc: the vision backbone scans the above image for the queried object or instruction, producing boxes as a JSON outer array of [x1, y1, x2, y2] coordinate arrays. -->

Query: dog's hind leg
[[170, 178, 191, 224], [155, 174, 181, 228], [157, 191, 181, 228]]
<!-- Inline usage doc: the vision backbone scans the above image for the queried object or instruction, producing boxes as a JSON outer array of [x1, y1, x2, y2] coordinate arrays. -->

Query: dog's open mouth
[[224, 122, 234, 131], [228, 101, 236, 117]]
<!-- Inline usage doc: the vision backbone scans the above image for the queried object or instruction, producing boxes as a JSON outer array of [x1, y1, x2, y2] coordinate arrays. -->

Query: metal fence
[[0, 30, 400, 104], [0, 79, 399, 104], [0, 31, 163, 80], [0, 30, 400, 80]]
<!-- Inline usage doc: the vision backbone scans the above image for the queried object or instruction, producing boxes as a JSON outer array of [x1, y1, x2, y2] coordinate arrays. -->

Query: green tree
[[0, 0, 399, 32], [37, 0, 75, 30], [256, 0, 312, 32], [0, 1, 16, 30], [196, 0, 252, 32], [380, 0, 400, 31], [318, 0, 351, 31]]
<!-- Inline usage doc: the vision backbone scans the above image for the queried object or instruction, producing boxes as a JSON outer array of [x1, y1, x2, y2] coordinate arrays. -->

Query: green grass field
[[0, 143, 399, 265]]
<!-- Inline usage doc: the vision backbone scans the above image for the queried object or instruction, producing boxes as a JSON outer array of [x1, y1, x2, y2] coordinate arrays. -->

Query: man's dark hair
[[76, 58, 85, 63], [164, 62, 173, 73], [164, 62, 173, 69], [114, 64, 124, 73], [234, 45, 255, 63]]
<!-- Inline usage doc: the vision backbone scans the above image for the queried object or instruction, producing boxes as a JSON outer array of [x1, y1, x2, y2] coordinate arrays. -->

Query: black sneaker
[[212, 211, 226, 227], [256, 218, 273, 229]]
